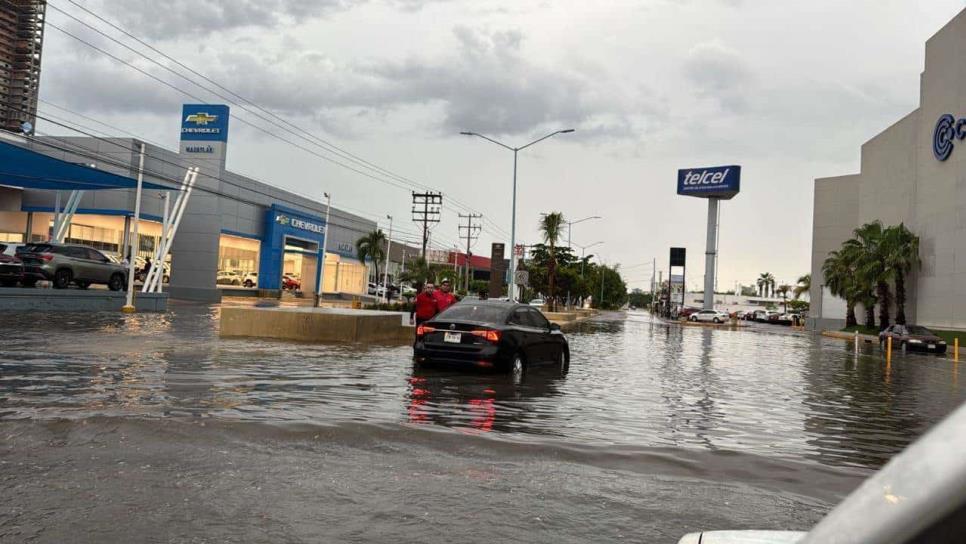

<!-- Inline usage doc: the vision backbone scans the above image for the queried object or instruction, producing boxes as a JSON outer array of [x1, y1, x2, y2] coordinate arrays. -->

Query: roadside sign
[[677, 165, 741, 200], [514, 244, 526, 257], [514, 270, 529, 287]]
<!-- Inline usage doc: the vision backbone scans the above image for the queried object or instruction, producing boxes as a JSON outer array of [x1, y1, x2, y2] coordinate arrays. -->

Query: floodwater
[[1, 306, 963, 543]]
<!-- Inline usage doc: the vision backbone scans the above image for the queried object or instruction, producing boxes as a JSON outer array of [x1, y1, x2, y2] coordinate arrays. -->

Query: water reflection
[[1, 307, 964, 470], [406, 364, 567, 435]]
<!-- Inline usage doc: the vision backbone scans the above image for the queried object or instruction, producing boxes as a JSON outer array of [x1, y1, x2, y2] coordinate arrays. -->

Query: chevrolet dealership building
[[810, 8, 966, 330], [0, 104, 375, 301]]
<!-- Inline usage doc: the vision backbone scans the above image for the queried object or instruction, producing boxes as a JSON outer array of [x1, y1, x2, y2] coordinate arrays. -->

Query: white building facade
[[810, 8, 966, 331]]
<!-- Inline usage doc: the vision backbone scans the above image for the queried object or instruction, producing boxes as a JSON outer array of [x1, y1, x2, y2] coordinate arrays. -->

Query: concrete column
[[703, 197, 719, 311], [24, 212, 33, 243]]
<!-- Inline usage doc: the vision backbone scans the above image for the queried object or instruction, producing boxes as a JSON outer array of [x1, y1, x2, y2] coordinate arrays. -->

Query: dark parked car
[[879, 324, 947, 353], [414, 301, 569, 376], [0, 243, 24, 287], [19, 243, 127, 290]]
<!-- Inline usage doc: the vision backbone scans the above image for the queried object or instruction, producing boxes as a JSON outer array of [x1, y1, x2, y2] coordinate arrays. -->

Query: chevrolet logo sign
[[185, 112, 218, 125]]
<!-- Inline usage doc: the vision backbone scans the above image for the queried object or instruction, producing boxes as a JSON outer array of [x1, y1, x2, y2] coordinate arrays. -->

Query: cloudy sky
[[35, 0, 966, 292]]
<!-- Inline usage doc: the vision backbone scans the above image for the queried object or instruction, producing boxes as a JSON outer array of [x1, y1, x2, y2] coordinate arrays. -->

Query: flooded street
[[2, 306, 964, 543]]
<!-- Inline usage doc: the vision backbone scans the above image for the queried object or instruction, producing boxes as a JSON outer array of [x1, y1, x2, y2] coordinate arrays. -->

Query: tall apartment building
[[0, 0, 45, 134]]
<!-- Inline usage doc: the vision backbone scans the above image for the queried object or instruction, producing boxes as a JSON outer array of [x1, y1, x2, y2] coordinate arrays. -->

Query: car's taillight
[[416, 324, 436, 337], [470, 329, 501, 343], [39, 253, 53, 262]]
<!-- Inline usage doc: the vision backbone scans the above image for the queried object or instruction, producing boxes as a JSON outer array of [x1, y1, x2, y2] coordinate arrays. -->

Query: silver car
[[20, 243, 128, 290]]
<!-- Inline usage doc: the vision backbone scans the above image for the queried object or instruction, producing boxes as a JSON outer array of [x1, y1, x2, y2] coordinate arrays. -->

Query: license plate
[[928, 344, 936, 349], [444, 332, 462, 343]]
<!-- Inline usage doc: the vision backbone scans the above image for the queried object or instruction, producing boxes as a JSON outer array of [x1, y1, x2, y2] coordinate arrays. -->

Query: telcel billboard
[[181, 104, 230, 142], [677, 165, 741, 200]]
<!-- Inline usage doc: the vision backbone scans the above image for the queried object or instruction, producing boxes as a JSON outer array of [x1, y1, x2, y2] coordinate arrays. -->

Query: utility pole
[[411, 192, 442, 259], [458, 213, 483, 292]]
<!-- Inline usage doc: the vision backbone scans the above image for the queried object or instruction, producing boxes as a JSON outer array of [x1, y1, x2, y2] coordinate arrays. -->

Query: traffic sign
[[514, 270, 529, 287]]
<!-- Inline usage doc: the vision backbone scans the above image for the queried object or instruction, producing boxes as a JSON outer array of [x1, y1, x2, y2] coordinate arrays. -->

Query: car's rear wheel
[[689, 315, 696, 322], [53, 269, 71, 289], [22, 278, 37, 287], [76, 281, 90, 290], [108, 273, 125, 291], [510, 354, 525, 382], [713, 317, 721, 324]]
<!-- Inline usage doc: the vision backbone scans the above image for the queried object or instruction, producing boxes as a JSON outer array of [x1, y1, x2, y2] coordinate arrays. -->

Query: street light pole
[[576, 241, 604, 277], [460, 128, 575, 302], [383, 215, 392, 304], [315, 192, 332, 308], [567, 215, 602, 250]]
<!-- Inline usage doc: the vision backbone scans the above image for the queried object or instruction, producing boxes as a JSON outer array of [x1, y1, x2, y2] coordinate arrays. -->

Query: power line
[[411, 192, 442, 259], [40, 0, 511, 241], [458, 213, 482, 291]]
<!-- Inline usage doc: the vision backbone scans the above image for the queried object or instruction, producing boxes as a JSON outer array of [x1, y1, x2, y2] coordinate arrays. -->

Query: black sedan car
[[414, 301, 569, 376], [0, 243, 23, 287], [879, 324, 948, 353]]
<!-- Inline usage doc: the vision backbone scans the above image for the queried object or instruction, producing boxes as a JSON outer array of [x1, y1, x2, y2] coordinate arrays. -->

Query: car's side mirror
[[550, 323, 561, 331]]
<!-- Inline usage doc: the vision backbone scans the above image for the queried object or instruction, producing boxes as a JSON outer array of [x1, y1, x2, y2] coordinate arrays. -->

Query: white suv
[[689, 309, 730, 323]]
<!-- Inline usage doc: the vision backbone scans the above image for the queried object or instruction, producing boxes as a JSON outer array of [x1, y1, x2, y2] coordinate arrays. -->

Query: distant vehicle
[[282, 275, 300, 290], [368, 282, 378, 295], [400, 284, 417, 297], [678, 307, 701, 318], [216, 270, 242, 285], [778, 312, 802, 326], [529, 298, 545, 308], [19, 243, 127, 290], [414, 301, 569, 377], [134, 258, 170, 284], [879, 324, 947, 354], [1, 243, 24, 257], [689, 309, 730, 323], [754, 310, 781, 323], [243, 272, 258, 288], [0, 243, 24, 287]]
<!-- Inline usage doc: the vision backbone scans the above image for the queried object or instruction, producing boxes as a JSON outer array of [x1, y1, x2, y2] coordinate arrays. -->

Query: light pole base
[[121, 304, 136, 313]]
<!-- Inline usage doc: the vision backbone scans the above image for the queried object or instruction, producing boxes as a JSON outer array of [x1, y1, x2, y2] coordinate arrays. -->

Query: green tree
[[843, 221, 891, 329], [539, 212, 566, 311], [398, 257, 447, 290], [822, 249, 858, 328], [776, 284, 791, 313], [757, 272, 775, 297], [628, 289, 652, 308], [881, 223, 920, 325], [793, 273, 811, 300], [356, 229, 387, 284]]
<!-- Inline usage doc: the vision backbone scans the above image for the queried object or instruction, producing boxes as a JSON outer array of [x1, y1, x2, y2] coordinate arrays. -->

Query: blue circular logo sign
[[934, 114, 956, 161]]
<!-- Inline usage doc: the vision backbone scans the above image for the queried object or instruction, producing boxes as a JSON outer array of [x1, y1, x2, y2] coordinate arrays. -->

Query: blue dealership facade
[[0, 104, 375, 300]]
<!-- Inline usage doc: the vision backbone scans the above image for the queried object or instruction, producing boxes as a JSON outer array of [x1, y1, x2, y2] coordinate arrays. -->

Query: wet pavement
[[1, 306, 964, 543]]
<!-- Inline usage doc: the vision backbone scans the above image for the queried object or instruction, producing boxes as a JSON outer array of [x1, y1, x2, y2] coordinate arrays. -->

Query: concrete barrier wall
[[0, 288, 167, 312], [220, 306, 412, 343]]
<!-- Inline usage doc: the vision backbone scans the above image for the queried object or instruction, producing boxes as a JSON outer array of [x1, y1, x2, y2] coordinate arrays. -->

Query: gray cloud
[[683, 41, 752, 113], [97, 0, 364, 40], [42, 23, 659, 141]]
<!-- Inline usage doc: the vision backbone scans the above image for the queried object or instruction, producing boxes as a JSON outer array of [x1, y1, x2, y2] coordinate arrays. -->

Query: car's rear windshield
[[907, 326, 934, 335], [436, 304, 509, 323], [21, 243, 54, 253]]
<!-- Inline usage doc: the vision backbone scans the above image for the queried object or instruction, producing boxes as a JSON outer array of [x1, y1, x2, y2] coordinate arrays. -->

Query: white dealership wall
[[810, 8, 966, 330]]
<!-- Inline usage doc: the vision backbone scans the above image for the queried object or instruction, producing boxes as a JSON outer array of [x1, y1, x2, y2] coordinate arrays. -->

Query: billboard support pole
[[703, 197, 719, 311]]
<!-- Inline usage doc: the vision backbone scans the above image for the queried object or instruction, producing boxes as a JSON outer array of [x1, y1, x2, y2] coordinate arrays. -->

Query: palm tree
[[757, 272, 775, 298], [398, 257, 447, 291], [776, 284, 791, 313], [793, 274, 811, 300], [822, 249, 858, 327], [356, 229, 387, 285], [844, 221, 891, 329], [539, 212, 566, 311], [881, 223, 920, 325]]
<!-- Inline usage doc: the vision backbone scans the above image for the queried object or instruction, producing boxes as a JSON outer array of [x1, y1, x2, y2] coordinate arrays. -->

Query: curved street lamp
[[460, 129, 575, 301]]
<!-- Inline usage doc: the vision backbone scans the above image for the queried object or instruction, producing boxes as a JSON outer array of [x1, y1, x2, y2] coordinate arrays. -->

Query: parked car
[[777, 312, 802, 326], [529, 298, 546, 308], [243, 272, 258, 288], [19, 243, 127, 290], [400, 284, 417, 297], [879, 324, 948, 353], [414, 301, 569, 377], [754, 310, 781, 323], [0, 243, 24, 287], [134, 257, 170, 284], [282, 274, 300, 290], [216, 270, 242, 285], [689, 309, 730, 323], [678, 307, 701, 319]]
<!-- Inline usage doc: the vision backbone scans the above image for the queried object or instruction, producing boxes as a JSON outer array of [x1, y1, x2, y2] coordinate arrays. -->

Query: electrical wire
[[41, 0, 512, 241]]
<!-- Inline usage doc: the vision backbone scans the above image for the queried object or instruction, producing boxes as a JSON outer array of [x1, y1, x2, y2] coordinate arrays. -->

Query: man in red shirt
[[434, 279, 457, 313], [414, 282, 438, 326]]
